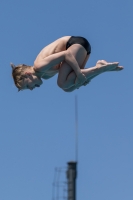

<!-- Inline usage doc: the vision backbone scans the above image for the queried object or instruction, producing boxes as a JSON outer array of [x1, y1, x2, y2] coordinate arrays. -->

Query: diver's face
[[20, 73, 43, 91]]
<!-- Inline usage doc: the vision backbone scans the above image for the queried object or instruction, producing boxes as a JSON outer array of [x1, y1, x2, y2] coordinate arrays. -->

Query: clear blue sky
[[0, 0, 133, 199]]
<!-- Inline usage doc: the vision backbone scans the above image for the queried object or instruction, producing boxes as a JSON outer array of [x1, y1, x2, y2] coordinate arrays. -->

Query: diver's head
[[11, 63, 43, 91]]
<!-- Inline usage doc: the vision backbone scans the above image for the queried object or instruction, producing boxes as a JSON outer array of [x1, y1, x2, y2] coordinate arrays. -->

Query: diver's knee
[[63, 88, 73, 92]]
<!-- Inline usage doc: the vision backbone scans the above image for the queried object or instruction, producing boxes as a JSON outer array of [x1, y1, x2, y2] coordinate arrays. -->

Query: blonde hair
[[11, 63, 32, 91]]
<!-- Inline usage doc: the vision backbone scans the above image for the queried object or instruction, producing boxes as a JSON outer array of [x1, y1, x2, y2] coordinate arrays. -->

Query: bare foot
[[109, 66, 124, 71], [96, 60, 123, 72]]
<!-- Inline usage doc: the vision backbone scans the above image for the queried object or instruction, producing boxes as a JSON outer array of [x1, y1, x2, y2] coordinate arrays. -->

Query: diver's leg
[[57, 44, 123, 90], [75, 60, 123, 88], [57, 44, 87, 89], [58, 60, 123, 91]]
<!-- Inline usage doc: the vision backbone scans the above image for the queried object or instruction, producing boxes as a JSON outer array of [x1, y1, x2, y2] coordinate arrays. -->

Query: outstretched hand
[[75, 73, 87, 87]]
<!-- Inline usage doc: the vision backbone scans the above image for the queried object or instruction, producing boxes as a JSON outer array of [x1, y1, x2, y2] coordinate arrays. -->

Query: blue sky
[[0, 0, 133, 199]]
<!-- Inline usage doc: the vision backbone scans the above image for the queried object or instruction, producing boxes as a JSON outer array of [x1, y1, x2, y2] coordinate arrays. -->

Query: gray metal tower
[[66, 161, 77, 200]]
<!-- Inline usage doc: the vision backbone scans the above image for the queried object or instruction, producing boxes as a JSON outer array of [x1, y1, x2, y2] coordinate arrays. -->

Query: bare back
[[34, 36, 71, 78]]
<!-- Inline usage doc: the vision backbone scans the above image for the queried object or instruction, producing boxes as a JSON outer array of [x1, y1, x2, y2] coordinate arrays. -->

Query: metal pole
[[66, 161, 77, 200]]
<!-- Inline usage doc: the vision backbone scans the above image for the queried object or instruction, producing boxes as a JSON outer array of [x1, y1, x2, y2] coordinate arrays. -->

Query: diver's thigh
[[57, 45, 87, 84], [67, 44, 87, 67]]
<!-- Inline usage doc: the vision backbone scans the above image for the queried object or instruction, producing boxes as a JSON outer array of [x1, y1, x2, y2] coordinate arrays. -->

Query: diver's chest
[[49, 64, 60, 72]]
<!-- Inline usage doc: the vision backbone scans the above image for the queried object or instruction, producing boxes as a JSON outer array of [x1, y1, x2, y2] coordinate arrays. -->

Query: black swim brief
[[66, 36, 91, 55]]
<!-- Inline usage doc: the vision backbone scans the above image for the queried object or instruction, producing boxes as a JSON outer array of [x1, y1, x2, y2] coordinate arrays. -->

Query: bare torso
[[34, 36, 71, 79]]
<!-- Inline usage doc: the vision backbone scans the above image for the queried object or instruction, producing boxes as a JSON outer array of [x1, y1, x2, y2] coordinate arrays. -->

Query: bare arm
[[34, 51, 65, 72], [34, 51, 86, 82]]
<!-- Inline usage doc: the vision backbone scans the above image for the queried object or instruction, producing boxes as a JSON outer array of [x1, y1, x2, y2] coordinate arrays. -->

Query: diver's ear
[[10, 62, 16, 70]]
